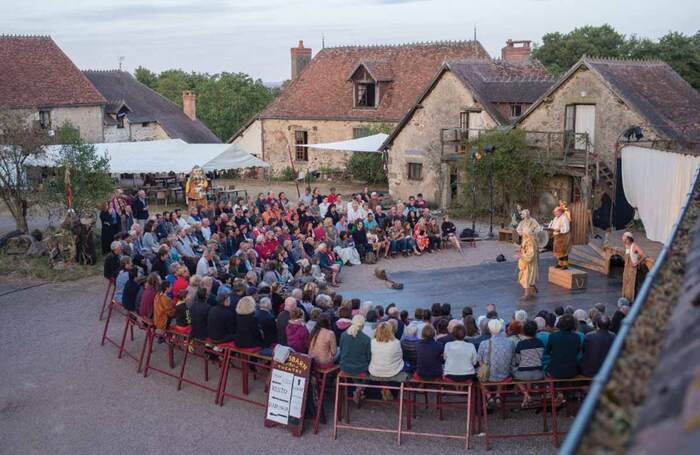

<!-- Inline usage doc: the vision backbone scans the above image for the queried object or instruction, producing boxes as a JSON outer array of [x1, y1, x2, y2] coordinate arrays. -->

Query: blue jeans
[[390, 239, 406, 253], [404, 237, 416, 250]]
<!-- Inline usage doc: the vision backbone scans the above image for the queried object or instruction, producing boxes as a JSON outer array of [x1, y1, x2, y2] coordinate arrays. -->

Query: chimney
[[182, 90, 196, 120], [501, 39, 532, 62], [291, 40, 312, 80]]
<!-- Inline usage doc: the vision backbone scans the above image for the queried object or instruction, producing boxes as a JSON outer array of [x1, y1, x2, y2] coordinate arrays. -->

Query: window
[[565, 104, 596, 150], [141, 122, 150, 127], [407, 162, 423, 180], [510, 104, 523, 118], [459, 111, 469, 132], [355, 82, 376, 107], [39, 110, 51, 129], [294, 130, 308, 161], [116, 112, 126, 129]]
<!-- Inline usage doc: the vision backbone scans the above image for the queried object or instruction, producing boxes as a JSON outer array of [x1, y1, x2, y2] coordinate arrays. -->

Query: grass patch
[[0, 253, 102, 282]]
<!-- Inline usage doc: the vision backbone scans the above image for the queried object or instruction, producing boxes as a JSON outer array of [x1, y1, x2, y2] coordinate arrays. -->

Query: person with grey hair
[[255, 296, 277, 348], [315, 294, 332, 311], [477, 319, 515, 405], [516, 208, 541, 237], [594, 302, 607, 315], [573, 309, 593, 334], [611, 298, 630, 333], [132, 189, 149, 227], [514, 310, 528, 323]]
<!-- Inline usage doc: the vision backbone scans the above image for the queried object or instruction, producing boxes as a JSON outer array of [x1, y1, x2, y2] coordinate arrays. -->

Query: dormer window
[[348, 61, 392, 109], [116, 111, 126, 129]]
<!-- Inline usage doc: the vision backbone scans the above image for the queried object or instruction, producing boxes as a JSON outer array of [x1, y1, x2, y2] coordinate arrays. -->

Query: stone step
[[571, 244, 606, 266], [569, 256, 607, 274]]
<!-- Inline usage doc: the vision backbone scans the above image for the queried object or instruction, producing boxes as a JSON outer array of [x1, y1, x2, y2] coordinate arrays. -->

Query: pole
[[488, 170, 494, 239], [471, 158, 476, 232], [286, 144, 301, 199]]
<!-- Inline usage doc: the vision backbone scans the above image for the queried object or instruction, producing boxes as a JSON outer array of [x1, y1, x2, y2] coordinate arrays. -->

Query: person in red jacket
[[171, 266, 189, 302], [285, 308, 309, 353]]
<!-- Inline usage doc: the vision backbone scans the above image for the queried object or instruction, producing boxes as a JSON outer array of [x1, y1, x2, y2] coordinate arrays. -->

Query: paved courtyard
[[0, 240, 621, 454]]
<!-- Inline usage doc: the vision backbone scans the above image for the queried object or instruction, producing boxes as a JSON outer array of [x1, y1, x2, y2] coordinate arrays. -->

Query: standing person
[[516, 209, 541, 239], [99, 203, 120, 255], [621, 232, 648, 301], [548, 206, 570, 269], [132, 190, 149, 227], [581, 315, 615, 377], [517, 228, 539, 300]]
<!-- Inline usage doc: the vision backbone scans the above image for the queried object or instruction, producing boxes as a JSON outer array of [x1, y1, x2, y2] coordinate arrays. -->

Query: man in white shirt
[[196, 248, 216, 277], [548, 206, 571, 269], [200, 218, 212, 242], [347, 200, 366, 224]]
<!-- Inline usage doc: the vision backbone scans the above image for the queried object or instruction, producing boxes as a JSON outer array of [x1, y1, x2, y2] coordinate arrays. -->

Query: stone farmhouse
[[230, 39, 491, 173], [382, 41, 554, 207], [0, 35, 219, 144], [517, 56, 700, 219]]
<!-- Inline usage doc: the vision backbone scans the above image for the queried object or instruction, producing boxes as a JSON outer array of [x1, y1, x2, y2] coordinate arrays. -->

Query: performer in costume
[[517, 227, 539, 300], [549, 206, 571, 269], [516, 209, 541, 237], [185, 166, 208, 208], [558, 200, 572, 222], [622, 232, 647, 301]]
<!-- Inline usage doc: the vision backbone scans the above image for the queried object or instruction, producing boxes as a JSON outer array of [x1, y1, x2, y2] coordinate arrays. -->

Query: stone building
[[517, 56, 700, 211], [0, 35, 106, 142], [229, 40, 490, 174], [382, 45, 553, 207], [83, 70, 220, 143]]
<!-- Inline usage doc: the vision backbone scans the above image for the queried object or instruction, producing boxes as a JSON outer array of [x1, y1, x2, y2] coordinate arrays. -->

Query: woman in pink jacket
[[308, 315, 337, 367], [285, 308, 309, 353]]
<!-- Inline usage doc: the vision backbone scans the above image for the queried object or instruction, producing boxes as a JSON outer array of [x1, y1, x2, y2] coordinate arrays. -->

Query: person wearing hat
[[517, 227, 539, 299], [548, 205, 571, 269], [516, 209, 541, 238], [622, 232, 648, 301]]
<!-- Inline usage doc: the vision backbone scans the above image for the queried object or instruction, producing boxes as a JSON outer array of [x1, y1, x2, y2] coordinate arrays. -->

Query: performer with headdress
[[516, 209, 541, 237], [517, 227, 539, 299], [185, 165, 208, 208], [549, 205, 571, 269]]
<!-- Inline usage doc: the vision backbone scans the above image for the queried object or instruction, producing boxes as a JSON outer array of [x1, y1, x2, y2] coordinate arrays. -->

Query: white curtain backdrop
[[297, 133, 388, 152], [621, 145, 700, 243]]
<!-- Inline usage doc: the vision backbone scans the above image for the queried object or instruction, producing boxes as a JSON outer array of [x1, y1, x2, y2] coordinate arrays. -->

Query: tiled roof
[[83, 70, 221, 144], [0, 35, 106, 109], [446, 59, 554, 123], [260, 41, 490, 122], [347, 60, 394, 82], [383, 58, 553, 148], [584, 57, 700, 145]]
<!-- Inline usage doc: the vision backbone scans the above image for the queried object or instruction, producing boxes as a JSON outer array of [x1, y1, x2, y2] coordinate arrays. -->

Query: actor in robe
[[517, 228, 539, 300], [185, 166, 208, 209], [549, 206, 571, 269], [622, 232, 648, 301], [516, 209, 541, 237]]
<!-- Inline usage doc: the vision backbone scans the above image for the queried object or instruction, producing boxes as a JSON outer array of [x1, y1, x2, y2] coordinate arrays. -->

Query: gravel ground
[[0, 274, 571, 454]]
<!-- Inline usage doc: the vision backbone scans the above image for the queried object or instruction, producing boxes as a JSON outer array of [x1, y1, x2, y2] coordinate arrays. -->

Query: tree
[[346, 123, 394, 184], [132, 68, 277, 141], [0, 111, 52, 232], [39, 124, 114, 217], [533, 25, 700, 89], [461, 129, 551, 218], [134, 66, 158, 89]]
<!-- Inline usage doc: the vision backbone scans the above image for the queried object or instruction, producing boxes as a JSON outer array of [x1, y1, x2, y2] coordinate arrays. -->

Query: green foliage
[[533, 26, 700, 89], [345, 123, 392, 183], [460, 129, 551, 218], [132, 67, 277, 140], [41, 123, 114, 216], [280, 166, 296, 181]]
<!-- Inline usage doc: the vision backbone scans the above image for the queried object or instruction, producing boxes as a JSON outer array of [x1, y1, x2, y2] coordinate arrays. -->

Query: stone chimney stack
[[291, 40, 312, 80], [182, 90, 196, 120], [501, 39, 532, 62]]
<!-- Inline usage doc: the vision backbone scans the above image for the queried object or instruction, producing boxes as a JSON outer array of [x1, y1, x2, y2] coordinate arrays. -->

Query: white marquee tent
[[28, 139, 269, 174], [296, 133, 388, 153]]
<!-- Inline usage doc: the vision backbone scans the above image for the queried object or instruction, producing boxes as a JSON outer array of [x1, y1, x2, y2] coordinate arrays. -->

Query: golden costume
[[549, 210, 571, 269], [518, 234, 539, 290], [185, 166, 208, 208]]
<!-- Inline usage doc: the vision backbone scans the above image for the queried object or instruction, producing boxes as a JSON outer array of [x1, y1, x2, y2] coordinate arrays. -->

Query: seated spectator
[[477, 319, 514, 383], [400, 325, 420, 372], [121, 268, 141, 312], [255, 297, 277, 348], [513, 320, 545, 405], [507, 320, 525, 344], [306, 307, 321, 333], [416, 325, 444, 380], [547, 314, 581, 380], [308, 315, 337, 367], [362, 309, 378, 339], [340, 315, 372, 385], [208, 292, 236, 344], [153, 280, 174, 330], [285, 308, 309, 353], [190, 287, 211, 340], [103, 241, 122, 281], [138, 273, 160, 318], [611, 298, 630, 333], [369, 321, 408, 397], [581, 315, 615, 377], [443, 325, 477, 382], [234, 296, 263, 349], [276, 297, 296, 346], [574, 309, 593, 334], [173, 289, 191, 333]]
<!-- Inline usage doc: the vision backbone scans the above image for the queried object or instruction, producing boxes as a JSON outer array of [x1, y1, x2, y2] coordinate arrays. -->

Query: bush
[[280, 166, 296, 181], [346, 152, 387, 184]]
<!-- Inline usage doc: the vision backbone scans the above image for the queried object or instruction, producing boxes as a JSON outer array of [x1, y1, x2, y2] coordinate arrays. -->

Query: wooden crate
[[498, 228, 514, 243], [548, 266, 588, 290]]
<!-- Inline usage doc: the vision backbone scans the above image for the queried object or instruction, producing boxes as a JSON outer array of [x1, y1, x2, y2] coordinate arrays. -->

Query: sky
[[1, 0, 698, 82]]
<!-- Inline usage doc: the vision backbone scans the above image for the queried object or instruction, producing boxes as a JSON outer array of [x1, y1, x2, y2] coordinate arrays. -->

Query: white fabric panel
[[297, 133, 388, 152], [574, 104, 595, 149], [468, 112, 485, 141], [28, 139, 268, 174], [621, 145, 700, 243]]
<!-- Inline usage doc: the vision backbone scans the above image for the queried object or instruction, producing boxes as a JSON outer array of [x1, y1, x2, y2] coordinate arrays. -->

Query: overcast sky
[[1, 0, 697, 82]]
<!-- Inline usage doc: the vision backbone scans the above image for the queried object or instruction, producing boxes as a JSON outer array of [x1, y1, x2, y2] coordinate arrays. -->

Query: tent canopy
[[28, 139, 269, 174], [297, 133, 388, 153]]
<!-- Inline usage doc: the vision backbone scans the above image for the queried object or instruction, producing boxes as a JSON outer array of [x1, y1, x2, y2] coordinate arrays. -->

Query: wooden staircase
[[569, 238, 608, 274]]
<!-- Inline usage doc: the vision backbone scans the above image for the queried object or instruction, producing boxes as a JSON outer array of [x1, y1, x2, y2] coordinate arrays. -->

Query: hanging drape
[[621, 145, 700, 243]]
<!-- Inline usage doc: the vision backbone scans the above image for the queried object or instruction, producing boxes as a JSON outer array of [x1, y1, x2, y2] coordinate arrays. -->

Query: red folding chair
[[142, 327, 187, 380], [176, 337, 228, 404], [311, 364, 340, 434], [99, 278, 116, 320], [218, 343, 272, 408]]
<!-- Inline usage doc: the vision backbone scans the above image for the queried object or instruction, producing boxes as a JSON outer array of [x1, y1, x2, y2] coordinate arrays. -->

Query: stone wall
[[386, 71, 498, 206], [519, 66, 660, 168], [232, 119, 263, 157], [44, 106, 104, 143], [103, 118, 130, 142], [260, 118, 391, 173], [129, 121, 170, 141]]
